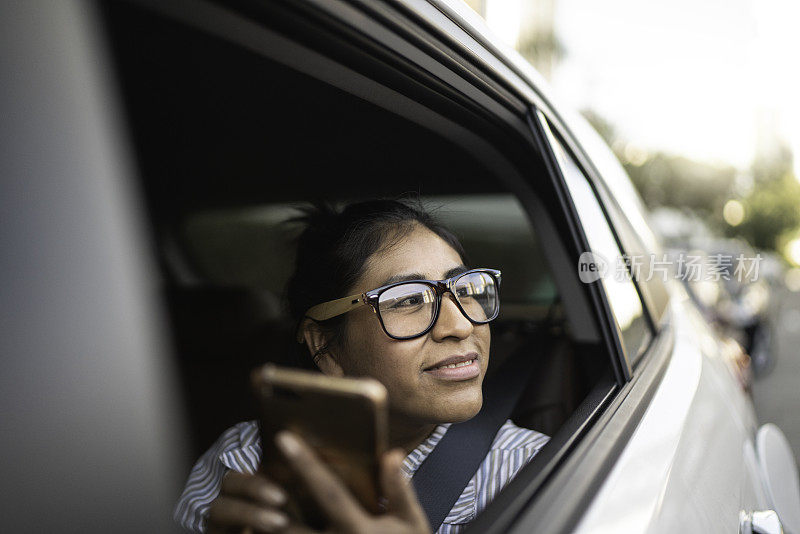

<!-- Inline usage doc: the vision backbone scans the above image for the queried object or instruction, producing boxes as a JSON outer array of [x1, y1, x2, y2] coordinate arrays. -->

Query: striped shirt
[[175, 420, 549, 533]]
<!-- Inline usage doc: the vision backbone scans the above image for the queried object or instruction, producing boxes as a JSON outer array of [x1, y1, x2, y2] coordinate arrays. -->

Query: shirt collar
[[218, 422, 453, 478], [400, 423, 451, 478]]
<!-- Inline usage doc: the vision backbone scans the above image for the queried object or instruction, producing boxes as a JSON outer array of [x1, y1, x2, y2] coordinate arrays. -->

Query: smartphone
[[250, 364, 389, 528]]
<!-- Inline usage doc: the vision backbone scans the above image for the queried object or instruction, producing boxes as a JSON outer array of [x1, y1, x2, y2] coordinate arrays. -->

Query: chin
[[438, 389, 483, 423]]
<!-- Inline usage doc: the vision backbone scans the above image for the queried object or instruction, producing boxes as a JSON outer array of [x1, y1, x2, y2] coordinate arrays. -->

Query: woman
[[175, 199, 549, 533]]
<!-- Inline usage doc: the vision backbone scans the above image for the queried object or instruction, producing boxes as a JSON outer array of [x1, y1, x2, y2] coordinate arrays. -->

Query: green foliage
[[580, 108, 800, 254], [625, 155, 736, 224], [731, 172, 800, 250]]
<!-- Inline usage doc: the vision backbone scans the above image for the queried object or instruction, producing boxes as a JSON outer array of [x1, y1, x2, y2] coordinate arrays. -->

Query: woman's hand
[[206, 470, 289, 533], [206, 431, 430, 534], [274, 431, 430, 534]]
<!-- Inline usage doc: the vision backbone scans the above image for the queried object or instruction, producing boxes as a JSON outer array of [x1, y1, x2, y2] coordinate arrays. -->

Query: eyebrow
[[379, 265, 468, 287]]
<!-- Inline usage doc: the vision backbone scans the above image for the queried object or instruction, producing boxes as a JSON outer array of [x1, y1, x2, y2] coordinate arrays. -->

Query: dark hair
[[286, 198, 466, 349]]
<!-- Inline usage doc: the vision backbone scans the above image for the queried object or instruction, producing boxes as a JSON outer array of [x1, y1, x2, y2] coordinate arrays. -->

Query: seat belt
[[411, 337, 544, 531]]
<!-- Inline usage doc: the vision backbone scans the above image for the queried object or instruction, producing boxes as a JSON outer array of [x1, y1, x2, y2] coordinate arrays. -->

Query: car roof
[[391, 0, 554, 107]]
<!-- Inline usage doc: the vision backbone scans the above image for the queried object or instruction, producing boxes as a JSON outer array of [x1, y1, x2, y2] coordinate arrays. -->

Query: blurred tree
[[462, 0, 484, 16], [627, 154, 736, 225], [581, 109, 800, 254], [517, 30, 565, 78], [731, 170, 800, 251], [581, 109, 736, 220], [580, 109, 616, 147]]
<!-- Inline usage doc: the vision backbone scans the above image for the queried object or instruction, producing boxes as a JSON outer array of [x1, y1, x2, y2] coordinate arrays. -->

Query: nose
[[430, 292, 473, 341]]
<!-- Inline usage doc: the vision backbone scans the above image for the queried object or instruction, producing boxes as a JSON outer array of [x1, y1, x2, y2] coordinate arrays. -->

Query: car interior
[[101, 0, 618, 492]]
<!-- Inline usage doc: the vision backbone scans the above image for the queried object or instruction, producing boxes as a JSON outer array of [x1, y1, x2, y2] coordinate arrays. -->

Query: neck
[[388, 412, 438, 454]]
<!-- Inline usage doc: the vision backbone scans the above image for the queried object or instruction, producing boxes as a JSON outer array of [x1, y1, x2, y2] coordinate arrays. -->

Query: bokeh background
[[462, 0, 800, 463]]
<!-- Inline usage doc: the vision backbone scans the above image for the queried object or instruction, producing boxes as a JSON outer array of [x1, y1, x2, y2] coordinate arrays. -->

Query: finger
[[275, 431, 366, 530], [381, 449, 428, 527], [222, 471, 287, 507], [207, 496, 289, 533], [240, 522, 320, 534], [282, 524, 323, 534]]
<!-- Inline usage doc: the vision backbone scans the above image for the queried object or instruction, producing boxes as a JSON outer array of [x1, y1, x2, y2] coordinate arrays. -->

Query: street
[[752, 288, 800, 465]]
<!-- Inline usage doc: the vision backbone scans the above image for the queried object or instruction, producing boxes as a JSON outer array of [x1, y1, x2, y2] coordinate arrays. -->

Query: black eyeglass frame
[[297, 268, 502, 342]]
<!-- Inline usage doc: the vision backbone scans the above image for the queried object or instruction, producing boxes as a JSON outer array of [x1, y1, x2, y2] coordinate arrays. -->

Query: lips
[[424, 352, 480, 381], [425, 353, 477, 370]]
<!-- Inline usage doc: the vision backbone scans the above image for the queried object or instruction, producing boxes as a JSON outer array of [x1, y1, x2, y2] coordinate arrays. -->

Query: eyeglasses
[[297, 268, 501, 341]]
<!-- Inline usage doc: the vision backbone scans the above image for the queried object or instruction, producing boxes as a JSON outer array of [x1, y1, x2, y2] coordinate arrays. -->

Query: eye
[[456, 282, 483, 299], [378, 283, 433, 313], [393, 294, 424, 308]]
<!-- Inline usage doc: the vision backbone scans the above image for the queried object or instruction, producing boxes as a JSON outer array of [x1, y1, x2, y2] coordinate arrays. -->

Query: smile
[[438, 359, 475, 369], [424, 353, 480, 381]]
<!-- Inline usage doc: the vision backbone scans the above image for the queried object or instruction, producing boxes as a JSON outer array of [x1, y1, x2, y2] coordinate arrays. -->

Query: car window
[[557, 107, 662, 256], [557, 111, 669, 327], [177, 189, 604, 439], [600, 196, 670, 329], [539, 116, 651, 368]]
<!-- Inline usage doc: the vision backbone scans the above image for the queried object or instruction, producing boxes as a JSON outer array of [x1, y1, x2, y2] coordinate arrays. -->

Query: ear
[[301, 320, 344, 377]]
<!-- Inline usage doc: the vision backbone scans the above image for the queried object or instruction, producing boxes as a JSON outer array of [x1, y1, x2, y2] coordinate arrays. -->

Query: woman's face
[[328, 224, 491, 425]]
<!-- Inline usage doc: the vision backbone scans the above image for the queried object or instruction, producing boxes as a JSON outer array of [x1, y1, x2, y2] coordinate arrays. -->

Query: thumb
[[381, 449, 428, 528]]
